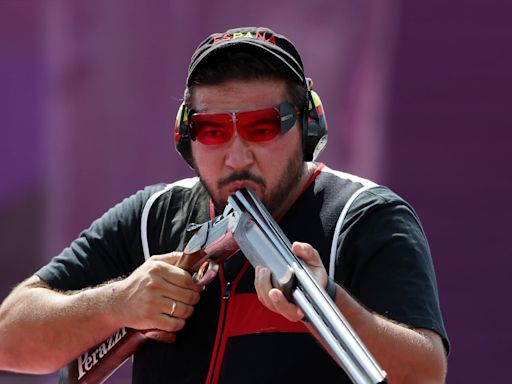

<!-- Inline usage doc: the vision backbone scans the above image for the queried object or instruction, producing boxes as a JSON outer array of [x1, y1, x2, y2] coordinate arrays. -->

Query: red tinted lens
[[190, 107, 281, 145], [236, 108, 281, 142], [191, 113, 234, 145]]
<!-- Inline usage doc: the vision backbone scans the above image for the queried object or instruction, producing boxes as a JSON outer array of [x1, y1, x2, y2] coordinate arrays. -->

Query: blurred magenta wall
[[1, 1, 510, 382]]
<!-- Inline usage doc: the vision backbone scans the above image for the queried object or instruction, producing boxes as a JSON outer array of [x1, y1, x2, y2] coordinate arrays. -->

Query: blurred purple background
[[1, 1, 510, 383]]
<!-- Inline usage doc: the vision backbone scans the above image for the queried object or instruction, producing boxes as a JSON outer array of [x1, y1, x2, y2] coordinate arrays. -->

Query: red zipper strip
[[204, 268, 228, 383], [207, 262, 250, 383]]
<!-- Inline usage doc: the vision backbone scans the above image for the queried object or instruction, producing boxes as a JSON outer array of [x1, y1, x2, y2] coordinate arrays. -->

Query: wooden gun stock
[[59, 211, 240, 384]]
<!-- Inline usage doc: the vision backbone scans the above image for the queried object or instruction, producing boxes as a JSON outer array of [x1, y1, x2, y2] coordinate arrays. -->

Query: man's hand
[[254, 241, 327, 322], [0, 253, 203, 374], [255, 242, 447, 383], [111, 252, 203, 333]]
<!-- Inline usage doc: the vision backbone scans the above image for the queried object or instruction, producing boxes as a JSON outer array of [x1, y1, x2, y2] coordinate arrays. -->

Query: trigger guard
[[193, 260, 219, 285]]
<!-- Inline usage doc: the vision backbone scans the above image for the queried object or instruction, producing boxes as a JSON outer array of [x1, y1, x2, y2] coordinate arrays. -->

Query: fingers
[[291, 242, 328, 290], [268, 288, 304, 322], [139, 265, 201, 308], [254, 242, 327, 323], [153, 313, 187, 333], [162, 298, 195, 320], [254, 266, 304, 322], [150, 254, 204, 293], [254, 265, 274, 309], [117, 252, 206, 332], [148, 296, 196, 333], [151, 251, 183, 266], [170, 299, 177, 317], [291, 242, 323, 268]]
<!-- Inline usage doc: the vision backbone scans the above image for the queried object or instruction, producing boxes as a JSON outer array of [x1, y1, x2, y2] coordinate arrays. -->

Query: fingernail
[[269, 290, 279, 303]]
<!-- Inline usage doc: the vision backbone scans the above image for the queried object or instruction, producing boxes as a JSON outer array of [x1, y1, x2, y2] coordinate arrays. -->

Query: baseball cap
[[187, 27, 306, 86]]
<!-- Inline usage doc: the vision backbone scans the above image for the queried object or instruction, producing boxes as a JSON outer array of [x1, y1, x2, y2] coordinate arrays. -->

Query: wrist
[[77, 280, 125, 329], [103, 279, 128, 327], [325, 277, 337, 301]]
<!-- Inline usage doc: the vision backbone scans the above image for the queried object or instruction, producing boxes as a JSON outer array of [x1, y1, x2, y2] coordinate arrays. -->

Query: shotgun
[[60, 188, 387, 384]]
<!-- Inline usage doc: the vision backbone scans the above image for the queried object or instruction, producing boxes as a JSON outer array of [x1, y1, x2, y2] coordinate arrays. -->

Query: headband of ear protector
[[174, 79, 327, 164]]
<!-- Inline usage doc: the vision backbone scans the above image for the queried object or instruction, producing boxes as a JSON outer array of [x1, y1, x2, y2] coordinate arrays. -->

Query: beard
[[195, 146, 305, 217]]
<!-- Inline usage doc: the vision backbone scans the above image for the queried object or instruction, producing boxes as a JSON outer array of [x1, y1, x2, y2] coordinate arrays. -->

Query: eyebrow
[[198, 120, 227, 127]]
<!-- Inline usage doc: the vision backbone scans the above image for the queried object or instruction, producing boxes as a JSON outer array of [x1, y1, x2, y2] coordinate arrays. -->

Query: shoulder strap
[[328, 185, 377, 278], [140, 185, 173, 261], [140, 177, 201, 261]]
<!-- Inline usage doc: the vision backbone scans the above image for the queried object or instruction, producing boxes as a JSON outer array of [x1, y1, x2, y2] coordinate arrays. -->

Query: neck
[[273, 161, 317, 220]]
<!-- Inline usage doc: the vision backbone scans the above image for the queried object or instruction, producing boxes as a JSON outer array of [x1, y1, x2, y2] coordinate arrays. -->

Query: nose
[[224, 135, 254, 171]]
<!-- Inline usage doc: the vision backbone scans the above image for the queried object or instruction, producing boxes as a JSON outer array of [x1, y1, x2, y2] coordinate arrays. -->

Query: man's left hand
[[254, 241, 328, 322]]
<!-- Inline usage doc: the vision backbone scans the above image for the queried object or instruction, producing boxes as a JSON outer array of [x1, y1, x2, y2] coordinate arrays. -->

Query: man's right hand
[[110, 252, 203, 333], [0, 252, 203, 374]]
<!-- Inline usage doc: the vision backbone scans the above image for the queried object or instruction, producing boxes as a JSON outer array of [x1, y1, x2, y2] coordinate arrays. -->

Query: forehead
[[190, 79, 289, 113]]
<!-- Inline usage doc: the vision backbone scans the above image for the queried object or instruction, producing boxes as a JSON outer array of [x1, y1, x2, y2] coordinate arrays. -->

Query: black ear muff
[[174, 103, 194, 165], [302, 80, 328, 161]]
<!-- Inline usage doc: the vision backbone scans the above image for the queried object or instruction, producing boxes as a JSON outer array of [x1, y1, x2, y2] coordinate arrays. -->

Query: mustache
[[217, 170, 266, 189]]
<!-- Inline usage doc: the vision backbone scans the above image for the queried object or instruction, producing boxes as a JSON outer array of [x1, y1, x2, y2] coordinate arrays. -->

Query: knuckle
[[183, 305, 195, 319], [188, 291, 201, 305], [146, 261, 166, 277], [150, 253, 164, 261], [144, 277, 163, 292], [159, 317, 185, 333], [171, 318, 186, 331]]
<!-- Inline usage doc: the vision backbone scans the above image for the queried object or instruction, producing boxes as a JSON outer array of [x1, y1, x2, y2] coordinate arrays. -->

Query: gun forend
[[228, 188, 387, 384]]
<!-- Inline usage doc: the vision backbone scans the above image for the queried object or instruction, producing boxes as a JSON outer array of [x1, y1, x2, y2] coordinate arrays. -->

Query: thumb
[[151, 252, 184, 266]]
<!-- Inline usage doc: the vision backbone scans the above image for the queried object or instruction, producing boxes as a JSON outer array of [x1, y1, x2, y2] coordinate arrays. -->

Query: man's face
[[189, 79, 306, 216]]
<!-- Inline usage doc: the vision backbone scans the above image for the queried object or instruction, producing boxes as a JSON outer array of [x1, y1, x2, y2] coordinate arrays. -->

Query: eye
[[195, 125, 231, 144], [243, 120, 280, 142]]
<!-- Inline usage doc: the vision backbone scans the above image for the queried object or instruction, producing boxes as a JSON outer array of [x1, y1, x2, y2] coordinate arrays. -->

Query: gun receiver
[[60, 188, 387, 384]]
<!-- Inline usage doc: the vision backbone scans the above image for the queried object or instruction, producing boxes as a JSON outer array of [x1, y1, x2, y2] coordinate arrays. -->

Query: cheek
[[191, 144, 223, 177], [192, 144, 210, 166], [261, 128, 302, 163]]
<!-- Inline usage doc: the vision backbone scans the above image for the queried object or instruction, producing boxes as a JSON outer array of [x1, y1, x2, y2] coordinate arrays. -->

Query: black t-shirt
[[37, 165, 449, 383]]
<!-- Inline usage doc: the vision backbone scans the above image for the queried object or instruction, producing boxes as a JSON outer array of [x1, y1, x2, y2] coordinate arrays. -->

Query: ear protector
[[174, 79, 328, 164], [302, 78, 328, 161], [174, 103, 193, 165]]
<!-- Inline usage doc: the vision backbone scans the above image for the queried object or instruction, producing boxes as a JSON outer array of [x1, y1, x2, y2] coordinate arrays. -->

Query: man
[[0, 27, 448, 383]]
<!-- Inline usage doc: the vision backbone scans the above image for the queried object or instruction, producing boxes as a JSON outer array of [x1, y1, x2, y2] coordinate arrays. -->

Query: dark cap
[[187, 27, 305, 86]]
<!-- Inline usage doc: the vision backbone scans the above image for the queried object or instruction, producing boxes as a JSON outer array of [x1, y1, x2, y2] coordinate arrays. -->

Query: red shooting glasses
[[189, 102, 297, 145]]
